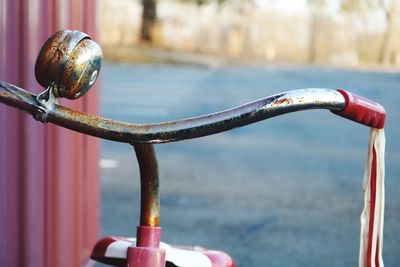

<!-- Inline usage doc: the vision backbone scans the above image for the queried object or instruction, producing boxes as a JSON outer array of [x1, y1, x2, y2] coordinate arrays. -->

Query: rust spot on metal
[[273, 97, 293, 105]]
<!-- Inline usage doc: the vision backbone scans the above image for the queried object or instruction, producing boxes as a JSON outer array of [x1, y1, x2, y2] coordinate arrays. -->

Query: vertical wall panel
[[0, 0, 4, 263], [82, 0, 101, 263], [21, 0, 46, 266], [0, 0, 100, 266], [0, 1, 24, 266]]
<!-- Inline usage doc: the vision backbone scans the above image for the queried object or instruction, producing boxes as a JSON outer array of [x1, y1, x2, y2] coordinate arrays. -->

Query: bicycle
[[0, 30, 386, 267]]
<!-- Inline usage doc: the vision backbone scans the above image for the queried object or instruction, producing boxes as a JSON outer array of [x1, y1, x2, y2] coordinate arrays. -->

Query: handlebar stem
[[134, 144, 160, 227]]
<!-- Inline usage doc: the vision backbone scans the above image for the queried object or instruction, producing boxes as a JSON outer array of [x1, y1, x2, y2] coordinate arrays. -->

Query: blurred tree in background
[[141, 0, 157, 43], [140, 0, 253, 44], [307, 0, 328, 63], [341, 0, 399, 64]]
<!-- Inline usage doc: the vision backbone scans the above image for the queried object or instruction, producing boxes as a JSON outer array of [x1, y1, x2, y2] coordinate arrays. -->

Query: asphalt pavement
[[99, 62, 399, 266]]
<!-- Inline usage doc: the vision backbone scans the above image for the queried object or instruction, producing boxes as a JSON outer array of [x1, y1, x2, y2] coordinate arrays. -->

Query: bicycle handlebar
[[0, 80, 386, 144]]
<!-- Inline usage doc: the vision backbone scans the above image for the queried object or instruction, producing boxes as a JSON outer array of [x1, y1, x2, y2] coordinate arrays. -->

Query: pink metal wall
[[0, 0, 100, 266]]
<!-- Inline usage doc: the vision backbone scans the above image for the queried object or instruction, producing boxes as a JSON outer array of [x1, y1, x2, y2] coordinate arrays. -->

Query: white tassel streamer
[[359, 128, 385, 267]]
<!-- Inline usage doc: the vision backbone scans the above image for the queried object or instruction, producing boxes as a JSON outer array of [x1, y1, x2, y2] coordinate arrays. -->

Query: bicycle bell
[[35, 30, 102, 99]]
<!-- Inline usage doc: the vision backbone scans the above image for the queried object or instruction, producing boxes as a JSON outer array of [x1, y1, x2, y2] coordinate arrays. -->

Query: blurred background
[[97, 0, 400, 267], [99, 0, 400, 66]]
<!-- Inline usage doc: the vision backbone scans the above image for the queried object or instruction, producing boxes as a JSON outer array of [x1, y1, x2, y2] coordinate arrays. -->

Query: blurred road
[[99, 63, 399, 267]]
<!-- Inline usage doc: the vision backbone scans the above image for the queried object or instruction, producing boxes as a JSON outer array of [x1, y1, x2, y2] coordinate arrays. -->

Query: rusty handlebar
[[0, 80, 352, 144], [0, 80, 386, 144]]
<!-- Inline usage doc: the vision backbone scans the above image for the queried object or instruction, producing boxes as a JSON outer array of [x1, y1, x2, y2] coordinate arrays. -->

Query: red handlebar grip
[[332, 89, 386, 129]]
